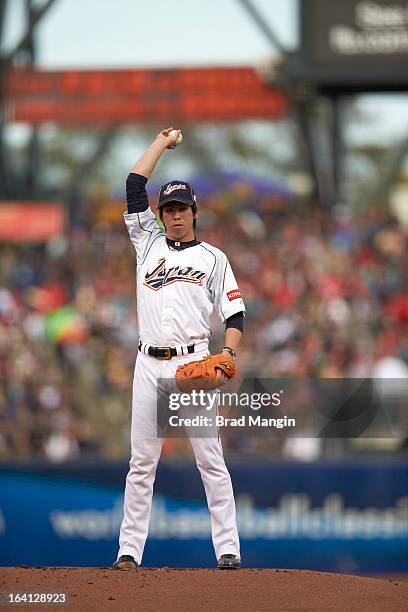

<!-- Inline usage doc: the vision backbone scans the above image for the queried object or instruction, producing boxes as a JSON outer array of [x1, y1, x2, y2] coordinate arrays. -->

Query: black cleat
[[113, 555, 139, 570], [217, 554, 241, 570]]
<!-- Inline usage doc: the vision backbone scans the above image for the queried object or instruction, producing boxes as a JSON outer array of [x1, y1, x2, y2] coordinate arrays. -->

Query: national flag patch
[[227, 289, 242, 301]]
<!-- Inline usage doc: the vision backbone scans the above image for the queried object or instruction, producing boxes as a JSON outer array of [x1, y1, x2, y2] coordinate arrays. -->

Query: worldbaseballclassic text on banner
[[156, 378, 408, 438]]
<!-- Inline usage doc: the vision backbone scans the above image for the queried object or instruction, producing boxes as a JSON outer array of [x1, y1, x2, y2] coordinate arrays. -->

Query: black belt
[[138, 341, 195, 360]]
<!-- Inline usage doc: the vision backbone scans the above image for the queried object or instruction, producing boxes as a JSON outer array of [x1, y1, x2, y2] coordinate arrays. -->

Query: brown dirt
[[1, 567, 407, 612]]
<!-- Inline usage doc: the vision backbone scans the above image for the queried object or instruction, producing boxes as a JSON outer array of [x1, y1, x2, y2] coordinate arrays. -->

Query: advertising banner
[[300, 0, 408, 86], [3, 68, 288, 125], [0, 203, 64, 242], [0, 460, 407, 572]]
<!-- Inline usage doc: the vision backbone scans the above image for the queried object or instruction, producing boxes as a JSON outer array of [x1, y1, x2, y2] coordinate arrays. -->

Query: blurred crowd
[[1, 180, 408, 461]]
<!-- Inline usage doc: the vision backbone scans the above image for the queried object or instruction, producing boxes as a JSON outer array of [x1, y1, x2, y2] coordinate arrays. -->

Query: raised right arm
[[124, 127, 182, 263]]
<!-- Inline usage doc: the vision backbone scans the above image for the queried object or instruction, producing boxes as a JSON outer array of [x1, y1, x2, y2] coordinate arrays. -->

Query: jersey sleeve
[[210, 251, 246, 323], [123, 209, 164, 264]]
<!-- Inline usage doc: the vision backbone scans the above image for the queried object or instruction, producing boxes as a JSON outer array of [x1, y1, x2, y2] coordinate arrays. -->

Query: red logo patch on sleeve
[[227, 289, 242, 301]]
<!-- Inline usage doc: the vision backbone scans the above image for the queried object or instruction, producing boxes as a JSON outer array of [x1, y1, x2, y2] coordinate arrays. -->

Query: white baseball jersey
[[124, 208, 245, 347]]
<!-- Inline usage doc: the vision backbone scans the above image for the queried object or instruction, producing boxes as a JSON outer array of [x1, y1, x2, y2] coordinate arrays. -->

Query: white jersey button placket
[[160, 253, 175, 344]]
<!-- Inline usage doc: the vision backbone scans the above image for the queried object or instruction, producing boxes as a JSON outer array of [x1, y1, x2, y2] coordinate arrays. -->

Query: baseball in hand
[[169, 129, 183, 146]]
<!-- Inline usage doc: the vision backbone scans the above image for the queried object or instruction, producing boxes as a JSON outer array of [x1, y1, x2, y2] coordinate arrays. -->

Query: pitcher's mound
[[1, 567, 407, 611]]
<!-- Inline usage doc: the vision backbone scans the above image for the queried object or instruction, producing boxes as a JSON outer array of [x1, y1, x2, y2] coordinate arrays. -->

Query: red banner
[[0, 202, 65, 241], [3, 67, 288, 125]]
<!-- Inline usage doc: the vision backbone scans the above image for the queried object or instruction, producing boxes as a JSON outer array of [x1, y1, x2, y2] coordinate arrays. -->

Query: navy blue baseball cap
[[158, 180, 197, 209]]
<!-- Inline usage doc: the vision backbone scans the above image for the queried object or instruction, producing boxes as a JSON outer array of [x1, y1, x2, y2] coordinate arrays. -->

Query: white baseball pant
[[117, 348, 240, 564]]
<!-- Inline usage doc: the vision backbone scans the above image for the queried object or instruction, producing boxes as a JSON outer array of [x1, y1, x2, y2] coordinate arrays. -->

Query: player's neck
[[166, 236, 200, 250]]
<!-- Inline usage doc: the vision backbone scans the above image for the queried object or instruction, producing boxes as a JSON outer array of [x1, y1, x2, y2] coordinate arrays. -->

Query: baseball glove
[[175, 353, 236, 393]]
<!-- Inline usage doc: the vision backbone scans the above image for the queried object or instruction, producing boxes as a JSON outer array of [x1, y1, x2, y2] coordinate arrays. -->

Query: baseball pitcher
[[114, 127, 245, 571]]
